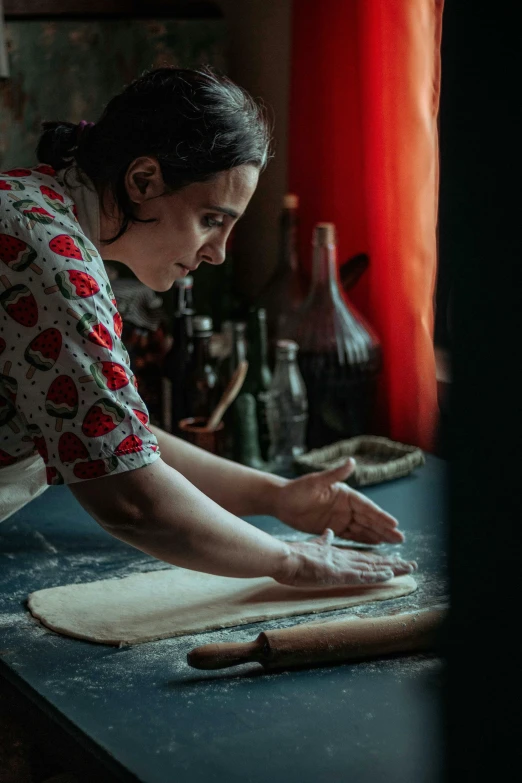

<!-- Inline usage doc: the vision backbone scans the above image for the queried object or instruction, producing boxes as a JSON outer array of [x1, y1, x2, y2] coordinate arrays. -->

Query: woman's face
[[99, 160, 259, 291]]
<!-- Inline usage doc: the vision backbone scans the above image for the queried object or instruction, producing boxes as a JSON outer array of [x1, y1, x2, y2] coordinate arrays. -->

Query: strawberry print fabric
[[0, 166, 160, 485]]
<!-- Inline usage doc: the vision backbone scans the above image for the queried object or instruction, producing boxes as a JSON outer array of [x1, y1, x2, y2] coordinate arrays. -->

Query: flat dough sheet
[[27, 568, 417, 646]]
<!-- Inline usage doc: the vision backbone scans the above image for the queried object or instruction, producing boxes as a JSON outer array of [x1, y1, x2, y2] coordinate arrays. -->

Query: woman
[[0, 67, 415, 587]]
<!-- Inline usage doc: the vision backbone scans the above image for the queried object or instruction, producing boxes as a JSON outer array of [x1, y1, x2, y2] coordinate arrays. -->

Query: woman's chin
[[155, 267, 189, 291], [131, 263, 190, 291], [131, 270, 173, 293]]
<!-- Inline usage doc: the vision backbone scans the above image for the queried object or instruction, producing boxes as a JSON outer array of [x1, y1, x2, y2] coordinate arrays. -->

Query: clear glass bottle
[[244, 307, 272, 460], [161, 276, 194, 433], [266, 339, 308, 472], [187, 315, 222, 421], [289, 223, 382, 449]]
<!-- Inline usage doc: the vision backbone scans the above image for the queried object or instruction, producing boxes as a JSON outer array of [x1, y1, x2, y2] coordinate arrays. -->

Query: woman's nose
[[199, 242, 226, 266]]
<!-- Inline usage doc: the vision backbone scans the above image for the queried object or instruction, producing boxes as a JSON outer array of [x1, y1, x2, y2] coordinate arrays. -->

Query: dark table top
[[0, 455, 447, 783]]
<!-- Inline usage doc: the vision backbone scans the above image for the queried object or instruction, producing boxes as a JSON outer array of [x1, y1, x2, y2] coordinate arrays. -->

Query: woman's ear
[[125, 157, 165, 204]]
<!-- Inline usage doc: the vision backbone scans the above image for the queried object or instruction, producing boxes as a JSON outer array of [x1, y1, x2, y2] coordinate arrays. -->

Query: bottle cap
[[313, 223, 336, 246], [192, 315, 213, 333], [276, 339, 299, 360], [283, 193, 299, 209], [174, 275, 193, 289], [232, 321, 247, 334]]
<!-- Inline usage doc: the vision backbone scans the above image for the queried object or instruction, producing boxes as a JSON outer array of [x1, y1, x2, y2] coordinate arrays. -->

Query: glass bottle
[[257, 194, 306, 347], [161, 276, 194, 433], [244, 307, 272, 460], [187, 315, 222, 421], [289, 223, 382, 449], [227, 320, 248, 380], [266, 340, 308, 472], [227, 321, 265, 469]]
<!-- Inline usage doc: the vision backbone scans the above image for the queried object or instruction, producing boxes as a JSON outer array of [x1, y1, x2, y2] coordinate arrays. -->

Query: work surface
[[0, 456, 447, 783]]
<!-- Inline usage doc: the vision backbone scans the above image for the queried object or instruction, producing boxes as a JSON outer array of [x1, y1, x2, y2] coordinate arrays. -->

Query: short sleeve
[[0, 169, 160, 485]]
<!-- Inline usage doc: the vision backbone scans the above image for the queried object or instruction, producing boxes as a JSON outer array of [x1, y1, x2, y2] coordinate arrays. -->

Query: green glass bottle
[[244, 307, 272, 460], [227, 321, 265, 469]]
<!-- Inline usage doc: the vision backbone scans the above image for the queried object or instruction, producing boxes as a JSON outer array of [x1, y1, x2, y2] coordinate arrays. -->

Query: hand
[[274, 459, 403, 544], [275, 529, 417, 588]]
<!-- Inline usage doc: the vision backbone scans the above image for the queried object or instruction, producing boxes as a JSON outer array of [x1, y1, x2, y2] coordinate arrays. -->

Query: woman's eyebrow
[[203, 204, 242, 219]]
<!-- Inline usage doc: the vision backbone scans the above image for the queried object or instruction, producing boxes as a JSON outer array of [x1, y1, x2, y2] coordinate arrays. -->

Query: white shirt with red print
[[0, 164, 160, 512]]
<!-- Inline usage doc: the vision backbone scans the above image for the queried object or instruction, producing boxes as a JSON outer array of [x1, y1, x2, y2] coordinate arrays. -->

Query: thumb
[[320, 458, 356, 484], [320, 528, 335, 546]]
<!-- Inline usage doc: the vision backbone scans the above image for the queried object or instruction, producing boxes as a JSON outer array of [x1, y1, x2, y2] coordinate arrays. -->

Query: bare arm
[[151, 426, 405, 545], [71, 458, 290, 579], [150, 424, 288, 517], [70, 458, 415, 586]]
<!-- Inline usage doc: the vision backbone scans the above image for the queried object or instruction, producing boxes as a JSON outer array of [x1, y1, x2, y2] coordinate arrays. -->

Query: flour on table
[[27, 568, 417, 646]]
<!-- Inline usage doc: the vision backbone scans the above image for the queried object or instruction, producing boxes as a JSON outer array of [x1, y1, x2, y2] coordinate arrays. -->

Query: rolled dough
[[27, 568, 417, 646]]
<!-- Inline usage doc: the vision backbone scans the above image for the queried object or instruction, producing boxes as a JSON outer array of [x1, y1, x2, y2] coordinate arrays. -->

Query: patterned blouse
[[0, 165, 160, 485]]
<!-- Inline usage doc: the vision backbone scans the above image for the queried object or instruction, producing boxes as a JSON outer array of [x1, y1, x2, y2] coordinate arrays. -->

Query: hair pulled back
[[36, 66, 272, 241]]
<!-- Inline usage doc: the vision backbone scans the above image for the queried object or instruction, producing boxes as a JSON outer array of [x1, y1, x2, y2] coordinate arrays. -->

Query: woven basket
[[294, 435, 425, 487]]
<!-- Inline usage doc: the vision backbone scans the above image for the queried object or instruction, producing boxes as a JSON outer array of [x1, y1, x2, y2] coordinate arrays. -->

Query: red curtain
[[289, 0, 443, 451]]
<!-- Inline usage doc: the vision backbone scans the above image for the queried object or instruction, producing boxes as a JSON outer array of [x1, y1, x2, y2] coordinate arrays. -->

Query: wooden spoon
[[206, 360, 249, 431]]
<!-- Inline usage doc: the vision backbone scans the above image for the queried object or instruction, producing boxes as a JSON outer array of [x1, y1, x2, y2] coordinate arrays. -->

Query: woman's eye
[[203, 215, 225, 229]]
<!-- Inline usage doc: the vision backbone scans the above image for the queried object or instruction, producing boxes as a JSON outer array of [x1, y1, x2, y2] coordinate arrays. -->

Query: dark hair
[[36, 66, 272, 242]]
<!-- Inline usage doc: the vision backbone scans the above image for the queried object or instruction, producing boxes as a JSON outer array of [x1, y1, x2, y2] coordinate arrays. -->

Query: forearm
[[72, 459, 292, 580], [151, 424, 289, 517]]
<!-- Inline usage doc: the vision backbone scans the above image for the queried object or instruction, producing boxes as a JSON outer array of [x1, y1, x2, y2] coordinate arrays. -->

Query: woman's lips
[[177, 262, 197, 274]]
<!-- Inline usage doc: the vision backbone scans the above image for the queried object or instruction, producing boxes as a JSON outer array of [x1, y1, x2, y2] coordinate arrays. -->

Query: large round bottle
[[288, 223, 382, 449]]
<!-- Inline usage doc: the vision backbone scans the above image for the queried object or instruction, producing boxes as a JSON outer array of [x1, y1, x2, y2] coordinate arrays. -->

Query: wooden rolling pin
[[187, 606, 446, 672]]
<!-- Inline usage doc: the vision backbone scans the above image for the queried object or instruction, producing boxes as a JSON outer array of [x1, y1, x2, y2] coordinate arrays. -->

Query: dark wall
[[441, 4, 522, 780]]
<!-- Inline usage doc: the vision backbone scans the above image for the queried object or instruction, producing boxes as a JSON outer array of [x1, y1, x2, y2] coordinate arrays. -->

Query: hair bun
[[36, 121, 79, 170]]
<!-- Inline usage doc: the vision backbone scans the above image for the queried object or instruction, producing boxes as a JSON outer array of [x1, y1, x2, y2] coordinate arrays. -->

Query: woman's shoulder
[[1, 164, 107, 354], [0, 165, 98, 271], [0, 165, 75, 223]]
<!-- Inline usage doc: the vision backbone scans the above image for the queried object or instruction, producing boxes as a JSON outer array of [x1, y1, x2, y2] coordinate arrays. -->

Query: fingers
[[320, 528, 335, 546], [353, 558, 416, 584], [287, 533, 417, 590], [307, 529, 336, 546], [351, 510, 403, 540], [353, 557, 415, 575], [331, 539, 417, 580], [320, 527, 414, 576], [340, 496, 405, 543], [381, 527, 405, 544], [323, 538, 414, 567], [349, 494, 401, 530], [342, 550, 416, 570], [341, 525, 404, 544], [381, 560, 416, 576], [323, 489, 403, 544], [358, 569, 395, 583], [354, 508, 402, 534], [319, 458, 356, 485], [341, 522, 385, 545], [350, 491, 399, 524]]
